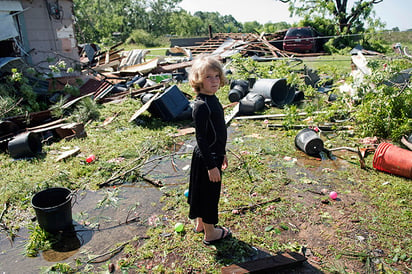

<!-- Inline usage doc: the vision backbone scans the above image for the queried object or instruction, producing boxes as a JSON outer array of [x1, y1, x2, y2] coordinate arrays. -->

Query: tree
[[276, 0, 384, 34], [243, 21, 262, 34], [73, 0, 145, 43], [169, 11, 204, 36], [192, 11, 245, 34], [262, 22, 291, 33], [146, 0, 182, 36]]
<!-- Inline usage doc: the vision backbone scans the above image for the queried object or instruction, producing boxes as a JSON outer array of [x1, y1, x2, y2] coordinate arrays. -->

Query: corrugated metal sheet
[[0, 12, 19, 41], [0, 0, 23, 12]]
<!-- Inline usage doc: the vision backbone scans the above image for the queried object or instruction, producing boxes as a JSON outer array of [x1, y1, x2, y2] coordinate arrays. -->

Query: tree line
[[73, 0, 291, 47], [73, 0, 390, 50]]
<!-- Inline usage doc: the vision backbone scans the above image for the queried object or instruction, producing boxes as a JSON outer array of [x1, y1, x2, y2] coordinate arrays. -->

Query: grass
[[0, 47, 411, 273]]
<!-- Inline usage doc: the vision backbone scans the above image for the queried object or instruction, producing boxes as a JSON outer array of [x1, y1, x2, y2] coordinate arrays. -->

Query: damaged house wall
[[0, 0, 79, 73]]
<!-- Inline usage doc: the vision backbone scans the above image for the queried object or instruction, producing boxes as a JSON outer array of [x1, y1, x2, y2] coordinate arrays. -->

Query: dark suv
[[283, 27, 320, 53]]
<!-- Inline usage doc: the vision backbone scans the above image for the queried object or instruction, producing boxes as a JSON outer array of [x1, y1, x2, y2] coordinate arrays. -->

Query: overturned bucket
[[8, 132, 42, 159], [373, 142, 412, 178], [239, 93, 265, 114], [31, 187, 74, 233], [252, 78, 292, 107], [295, 128, 324, 156]]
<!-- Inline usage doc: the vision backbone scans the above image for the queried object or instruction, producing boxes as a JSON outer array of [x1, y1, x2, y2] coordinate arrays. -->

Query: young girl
[[187, 54, 231, 245]]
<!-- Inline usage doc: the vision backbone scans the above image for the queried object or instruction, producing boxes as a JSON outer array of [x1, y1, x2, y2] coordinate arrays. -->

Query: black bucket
[[31, 187, 74, 233], [252, 78, 292, 107], [228, 79, 249, 102], [295, 128, 324, 156], [239, 93, 265, 114], [8, 132, 42, 159]]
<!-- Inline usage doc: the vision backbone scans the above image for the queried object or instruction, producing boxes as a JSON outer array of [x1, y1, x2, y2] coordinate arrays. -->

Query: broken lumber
[[225, 103, 239, 125], [55, 147, 80, 162], [129, 92, 160, 122], [235, 111, 328, 120], [267, 124, 353, 131]]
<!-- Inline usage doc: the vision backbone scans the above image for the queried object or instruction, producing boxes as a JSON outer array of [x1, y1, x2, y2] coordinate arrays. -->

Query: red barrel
[[373, 142, 412, 178]]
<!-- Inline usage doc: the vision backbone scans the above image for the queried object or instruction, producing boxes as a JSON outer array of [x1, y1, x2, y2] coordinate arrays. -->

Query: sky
[[179, 0, 411, 31]]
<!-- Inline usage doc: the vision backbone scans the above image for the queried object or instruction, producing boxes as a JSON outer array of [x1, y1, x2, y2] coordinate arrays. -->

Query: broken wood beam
[[267, 124, 353, 131], [129, 92, 161, 122], [225, 103, 239, 125], [55, 147, 80, 162], [221, 252, 307, 274], [235, 111, 327, 120]]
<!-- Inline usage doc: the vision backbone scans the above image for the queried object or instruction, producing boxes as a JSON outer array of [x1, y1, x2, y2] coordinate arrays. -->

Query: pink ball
[[329, 191, 338, 200]]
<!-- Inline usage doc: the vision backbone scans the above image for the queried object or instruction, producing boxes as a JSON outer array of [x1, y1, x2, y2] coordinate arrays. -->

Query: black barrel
[[8, 132, 42, 159], [239, 93, 265, 114], [252, 78, 294, 107], [228, 79, 249, 102], [295, 128, 324, 156]]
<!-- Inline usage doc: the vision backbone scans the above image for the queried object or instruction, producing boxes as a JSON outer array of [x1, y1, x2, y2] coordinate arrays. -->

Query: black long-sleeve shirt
[[192, 93, 227, 170]]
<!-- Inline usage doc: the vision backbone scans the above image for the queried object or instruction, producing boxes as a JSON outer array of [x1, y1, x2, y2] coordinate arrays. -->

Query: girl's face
[[199, 68, 220, 95]]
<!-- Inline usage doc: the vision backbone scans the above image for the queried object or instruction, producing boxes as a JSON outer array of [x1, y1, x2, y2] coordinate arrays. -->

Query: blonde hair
[[189, 54, 226, 93]]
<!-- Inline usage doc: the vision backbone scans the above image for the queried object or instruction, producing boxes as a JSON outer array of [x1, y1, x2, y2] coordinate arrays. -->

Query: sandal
[[203, 226, 231, 245]]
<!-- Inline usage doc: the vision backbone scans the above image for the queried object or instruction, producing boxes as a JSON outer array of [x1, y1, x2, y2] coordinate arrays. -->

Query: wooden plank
[[55, 147, 80, 162], [129, 92, 160, 122], [225, 103, 239, 125], [221, 252, 307, 274]]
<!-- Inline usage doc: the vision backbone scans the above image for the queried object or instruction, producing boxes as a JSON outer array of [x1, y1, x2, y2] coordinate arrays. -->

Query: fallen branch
[[222, 197, 281, 214], [327, 146, 358, 153], [83, 236, 148, 265], [142, 175, 163, 187], [227, 148, 254, 184], [0, 201, 9, 222], [326, 147, 366, 169], [0, 98, 23, 117], [99, 152, 185, 188]]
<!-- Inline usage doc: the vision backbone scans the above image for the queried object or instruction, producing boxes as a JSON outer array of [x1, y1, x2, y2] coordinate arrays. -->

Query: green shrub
[[125, 29, 165, 48]]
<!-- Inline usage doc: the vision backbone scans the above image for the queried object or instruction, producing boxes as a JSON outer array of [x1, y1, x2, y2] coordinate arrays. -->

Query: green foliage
[[25, 224, 55, 257], [0, 68, 40, 117], [169, 10, 204, 36], [243, 21, 262, 34], [125, 29, 165, 48], [70, 97, 100, 124], [353, 59, 412, 140], [285, 0, 382, 34], [262, 22, 291, 33], [43, 263, 76, 273]]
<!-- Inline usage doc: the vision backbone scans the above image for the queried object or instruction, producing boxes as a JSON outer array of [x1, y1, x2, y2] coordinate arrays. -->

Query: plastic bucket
[[228, 80, 249, 102], [239, 93, 265, 114], [372, 142, 412, 178], [8, 132, 42, 159], [295, 128, 324, 156], [252, 78, 291, 107], [285, 85, 296, 105], [31, 187, 74, 233]]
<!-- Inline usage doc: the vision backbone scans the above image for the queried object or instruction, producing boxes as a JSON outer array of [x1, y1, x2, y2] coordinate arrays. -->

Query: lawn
[[0, 47, 411, 273]]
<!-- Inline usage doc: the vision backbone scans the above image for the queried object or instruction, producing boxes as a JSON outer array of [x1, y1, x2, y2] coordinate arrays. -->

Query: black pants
[[188, 147, 223, 224]]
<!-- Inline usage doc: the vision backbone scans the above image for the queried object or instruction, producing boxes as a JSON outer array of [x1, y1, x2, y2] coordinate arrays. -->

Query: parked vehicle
[[283, 27, 321, 53]]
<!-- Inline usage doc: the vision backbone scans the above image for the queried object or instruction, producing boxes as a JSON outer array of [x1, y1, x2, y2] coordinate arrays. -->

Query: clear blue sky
[[179, 0, 411, 31]]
